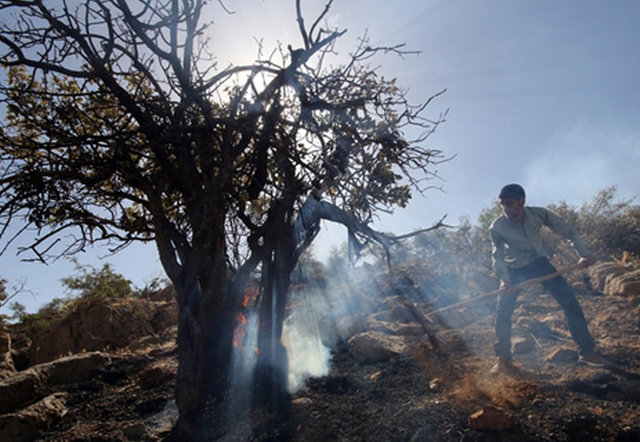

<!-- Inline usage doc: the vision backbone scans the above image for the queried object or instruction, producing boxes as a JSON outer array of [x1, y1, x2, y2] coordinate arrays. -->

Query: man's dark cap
[[499, 184, 525, 200]]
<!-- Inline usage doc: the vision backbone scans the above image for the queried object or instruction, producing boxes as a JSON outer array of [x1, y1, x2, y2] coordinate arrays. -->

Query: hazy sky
[[2, 0, 639, 314]]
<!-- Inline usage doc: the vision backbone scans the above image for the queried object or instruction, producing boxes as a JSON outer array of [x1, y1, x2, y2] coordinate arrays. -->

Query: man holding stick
[[489, 183, 609, 374]]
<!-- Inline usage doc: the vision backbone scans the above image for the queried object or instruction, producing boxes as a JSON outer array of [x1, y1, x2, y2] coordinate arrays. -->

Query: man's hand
[[578, 256, 596, 268], [499, 280, 516, 294]]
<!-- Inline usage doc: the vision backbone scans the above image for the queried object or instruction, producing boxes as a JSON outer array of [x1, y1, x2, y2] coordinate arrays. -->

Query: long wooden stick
[[422, 262, 585, 318]]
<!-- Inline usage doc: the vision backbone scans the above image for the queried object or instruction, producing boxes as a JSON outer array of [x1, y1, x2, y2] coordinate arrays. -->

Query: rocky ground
[[286, 265, 640, 442], [1, 261, 639, 441]]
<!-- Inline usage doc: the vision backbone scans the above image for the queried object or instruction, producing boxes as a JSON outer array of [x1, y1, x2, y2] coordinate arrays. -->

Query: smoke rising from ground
[[282, 238, 491, 392], [283, 317, 331, 392], [231, 232, 497, 401]]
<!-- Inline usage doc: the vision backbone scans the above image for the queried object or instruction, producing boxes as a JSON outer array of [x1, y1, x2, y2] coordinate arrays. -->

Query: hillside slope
[[1, 263, 639, 441]]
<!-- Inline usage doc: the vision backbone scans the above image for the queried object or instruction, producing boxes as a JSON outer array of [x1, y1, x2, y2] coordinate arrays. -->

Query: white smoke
[[283, 320, 331, 392]]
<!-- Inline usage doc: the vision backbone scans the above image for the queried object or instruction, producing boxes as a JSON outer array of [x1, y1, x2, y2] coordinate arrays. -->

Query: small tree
[[8, 301, 25, 322], [61, 260, 133, 301], [0, 1, 447, 437]]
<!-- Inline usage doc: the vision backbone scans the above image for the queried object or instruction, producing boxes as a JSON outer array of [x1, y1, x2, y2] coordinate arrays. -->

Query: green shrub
[[61, 260, 133, 301], [548, 186, 640, 261]]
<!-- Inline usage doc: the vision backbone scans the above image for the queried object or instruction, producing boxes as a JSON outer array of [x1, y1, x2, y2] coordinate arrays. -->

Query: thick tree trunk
[[169, 195, 385, 438], [169, 261, 240, 440], [253, 258, 293, 416], [252, 211, 298, 421]]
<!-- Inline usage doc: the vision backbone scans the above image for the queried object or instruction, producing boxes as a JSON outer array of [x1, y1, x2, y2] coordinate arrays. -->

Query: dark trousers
[[494, 257, 595, 360]]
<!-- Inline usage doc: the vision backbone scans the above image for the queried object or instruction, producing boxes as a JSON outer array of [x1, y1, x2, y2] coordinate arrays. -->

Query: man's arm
[[490, 227, 511, 283], [542, 208, 595, 265]]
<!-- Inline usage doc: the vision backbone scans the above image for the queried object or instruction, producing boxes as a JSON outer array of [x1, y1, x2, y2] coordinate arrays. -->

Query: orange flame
[[233, 311, 248, 350], [233, 289, 259, 352]]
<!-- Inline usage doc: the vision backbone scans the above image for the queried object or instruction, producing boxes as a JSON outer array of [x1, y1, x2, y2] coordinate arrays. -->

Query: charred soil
[[23, 277, 640, 441]]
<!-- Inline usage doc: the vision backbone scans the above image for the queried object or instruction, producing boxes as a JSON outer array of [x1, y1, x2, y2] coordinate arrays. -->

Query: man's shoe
[[579, 351, 612, 367], [490, 357, 520, 376]]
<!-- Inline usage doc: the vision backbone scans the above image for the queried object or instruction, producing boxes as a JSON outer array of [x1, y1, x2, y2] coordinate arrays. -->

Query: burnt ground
[[35, 278, 640, 442], [287, 283, 640, 442]]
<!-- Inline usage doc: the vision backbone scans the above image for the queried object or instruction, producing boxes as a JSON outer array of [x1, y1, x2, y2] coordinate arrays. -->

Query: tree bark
[[171, 285, 243, 439], [169, 234, 242, 440], [253, 205, 297, 419]]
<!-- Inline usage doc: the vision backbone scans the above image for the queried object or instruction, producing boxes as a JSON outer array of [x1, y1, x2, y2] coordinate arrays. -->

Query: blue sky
[[1, 0, 639, 314]]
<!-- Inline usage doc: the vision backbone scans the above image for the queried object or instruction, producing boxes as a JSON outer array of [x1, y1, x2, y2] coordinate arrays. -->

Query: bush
[[60, 260, 133, 301], [548, 186, 640, 261]]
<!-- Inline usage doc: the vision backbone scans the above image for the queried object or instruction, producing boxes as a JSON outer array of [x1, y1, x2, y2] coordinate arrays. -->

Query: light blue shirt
[[489, 206, 590, 282]]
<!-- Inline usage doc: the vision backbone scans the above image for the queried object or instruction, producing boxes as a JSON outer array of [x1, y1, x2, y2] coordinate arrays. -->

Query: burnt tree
[[0, 0, 447, 438]]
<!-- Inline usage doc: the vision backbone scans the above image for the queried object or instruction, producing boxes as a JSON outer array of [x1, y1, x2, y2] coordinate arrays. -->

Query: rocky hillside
[[1, 261, 639, 441]]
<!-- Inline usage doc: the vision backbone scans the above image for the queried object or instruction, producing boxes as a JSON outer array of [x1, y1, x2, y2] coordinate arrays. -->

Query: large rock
[[29, 297, 174, 365], [0, 392, 68, 442], [588, 262, 628, 291], [604, 268, 640, 297], [335, 313, 369, 342], [0, 368, 43, 414], [43, 351, 111, 385], [0, 351, 110, 414], [347, 331, 406, 363]]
